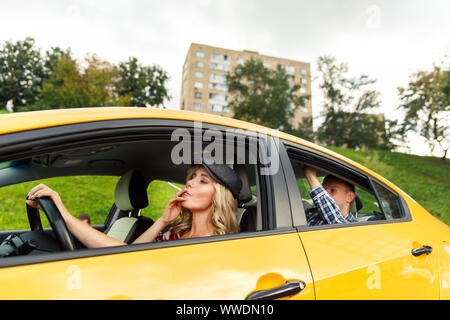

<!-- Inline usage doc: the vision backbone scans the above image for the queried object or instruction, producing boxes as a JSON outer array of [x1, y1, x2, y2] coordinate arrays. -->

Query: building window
[[210, 62, 230, 71], [210, 72, 227, 84], [263, 62, 272, 69], [300, 106, 309, 113], [284, 65, 295, 75], [209, 82, 229, 92], [211, 53, 230, 62], [194, 103, 202, 110], [194, 82, 203, 89], [237, 58, 245, 65], [195, 71, 204, 78], [196, 51, 205, 58], [194, 92, 202, 99], [209, 93, 228, 102], [288, 75, 295, 81], [301, 78, 308, 85], [300, 87, 307, 94], [208, 103, 228, 112], [300, 68, 307, 75], [196, 61, 204, 68]]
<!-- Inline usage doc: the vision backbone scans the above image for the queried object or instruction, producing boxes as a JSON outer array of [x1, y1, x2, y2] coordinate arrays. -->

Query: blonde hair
[[172, 165, 239, 238]]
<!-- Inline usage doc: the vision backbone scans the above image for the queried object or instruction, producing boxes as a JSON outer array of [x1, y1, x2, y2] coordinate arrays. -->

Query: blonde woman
[[26, 163, 242, 248]]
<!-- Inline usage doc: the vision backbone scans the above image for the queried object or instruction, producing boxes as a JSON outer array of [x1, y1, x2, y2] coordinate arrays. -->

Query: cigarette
[[167, 182, 182, 191]]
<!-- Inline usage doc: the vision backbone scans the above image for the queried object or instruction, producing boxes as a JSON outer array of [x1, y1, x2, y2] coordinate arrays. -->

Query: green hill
[[327, 146, 449, 225]]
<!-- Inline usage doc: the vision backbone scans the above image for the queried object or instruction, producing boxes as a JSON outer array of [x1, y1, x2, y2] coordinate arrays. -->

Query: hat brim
[[194, 162, 242, 199]]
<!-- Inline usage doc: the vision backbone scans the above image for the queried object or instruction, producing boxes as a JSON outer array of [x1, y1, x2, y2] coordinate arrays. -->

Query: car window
[[0, 175, 118, 231], [142, 180, 184, 221], [294, 173, 382, 222], [372, 181, 403, 220], [286, 154, 405, 227], [145, 168, 261, 233], [353, 186, 382, 221]]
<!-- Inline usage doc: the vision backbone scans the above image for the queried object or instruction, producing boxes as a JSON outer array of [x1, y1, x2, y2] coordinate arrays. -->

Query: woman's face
[[180, 167, 216, 213]]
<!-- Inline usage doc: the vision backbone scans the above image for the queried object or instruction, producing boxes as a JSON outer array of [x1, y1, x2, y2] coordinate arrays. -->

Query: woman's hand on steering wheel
[[27, 184, 64, 213]]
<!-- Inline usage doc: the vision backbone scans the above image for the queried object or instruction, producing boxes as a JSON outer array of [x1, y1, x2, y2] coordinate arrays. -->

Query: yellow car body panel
[[0, 233, 314, 300]]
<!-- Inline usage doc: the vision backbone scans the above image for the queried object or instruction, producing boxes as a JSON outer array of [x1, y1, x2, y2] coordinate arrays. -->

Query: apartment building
[[180, 43, 312, 129]]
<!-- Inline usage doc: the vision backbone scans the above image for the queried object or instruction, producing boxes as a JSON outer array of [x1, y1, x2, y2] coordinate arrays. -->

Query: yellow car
[[0, 107, 448, 300]]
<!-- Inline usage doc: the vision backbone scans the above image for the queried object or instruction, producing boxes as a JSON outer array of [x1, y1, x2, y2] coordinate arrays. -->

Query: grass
[[0, 176, 119, 230], [327, 146, 449, 225], [0, 176, 184, 231]]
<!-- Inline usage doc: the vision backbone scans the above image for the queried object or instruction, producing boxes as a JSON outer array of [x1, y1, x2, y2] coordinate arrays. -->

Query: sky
[[0, 0, 449, 156]]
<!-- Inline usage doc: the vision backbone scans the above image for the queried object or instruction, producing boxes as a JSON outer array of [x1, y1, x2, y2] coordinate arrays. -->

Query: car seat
[[103, 170, 153, 244], [349, 193, 363, 214], [234, 165, 257, 232]]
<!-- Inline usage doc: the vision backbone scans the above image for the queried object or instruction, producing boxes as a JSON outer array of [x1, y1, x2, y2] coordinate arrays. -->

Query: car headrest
[[350, 193, 363, 213], [234, 165, 252, 205], [114, 170, 149, 211]]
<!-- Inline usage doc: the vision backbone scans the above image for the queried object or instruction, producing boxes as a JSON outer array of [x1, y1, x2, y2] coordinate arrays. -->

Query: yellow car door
[[281, 142, 443, 299], [298, 214, 440, 299], [0, 232, 314, 300]]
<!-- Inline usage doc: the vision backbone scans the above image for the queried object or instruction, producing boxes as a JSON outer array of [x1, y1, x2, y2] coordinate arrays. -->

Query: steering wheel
[[26, 196, 76, 251]]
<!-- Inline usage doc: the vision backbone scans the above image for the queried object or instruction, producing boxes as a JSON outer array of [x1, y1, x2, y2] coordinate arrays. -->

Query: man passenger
[[304, 166, 357, 225]]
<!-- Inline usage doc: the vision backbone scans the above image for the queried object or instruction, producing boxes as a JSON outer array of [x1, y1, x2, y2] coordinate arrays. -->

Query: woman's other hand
[[160, 189, 186, 225]]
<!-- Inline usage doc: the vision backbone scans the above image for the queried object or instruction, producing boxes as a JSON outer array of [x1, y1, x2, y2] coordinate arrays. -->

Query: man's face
[[323, 178, 355, 213]]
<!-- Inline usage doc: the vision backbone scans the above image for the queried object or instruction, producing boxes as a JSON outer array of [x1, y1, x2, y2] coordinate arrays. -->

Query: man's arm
[[304, 166, 321, 189]]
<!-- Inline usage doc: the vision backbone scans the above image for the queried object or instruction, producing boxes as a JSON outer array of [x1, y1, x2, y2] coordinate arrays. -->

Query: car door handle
[[245, 280, 306, 300], [411, 245, 433, 256]]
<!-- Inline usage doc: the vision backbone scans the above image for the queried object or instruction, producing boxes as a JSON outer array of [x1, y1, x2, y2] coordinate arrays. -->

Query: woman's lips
[[181, 190, 191, 197]]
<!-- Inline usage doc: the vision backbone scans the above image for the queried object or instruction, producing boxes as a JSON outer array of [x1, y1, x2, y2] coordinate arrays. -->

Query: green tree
[[398, 66, 450, 161], [117, 57, 171, 107], [82, 54, 121, 107], [0, 37, 45, 107], [43, 46, 72, 79], [36, 54, 131, 109], [227, 58, 310, 132], [37, 55, 85, 109], [289, 115, 315, 141], [316, 55, 397, 150], [38, 54, 123, 109]]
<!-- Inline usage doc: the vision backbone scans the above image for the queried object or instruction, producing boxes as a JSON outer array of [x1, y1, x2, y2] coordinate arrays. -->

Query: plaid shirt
[[306, 186, 356, 226]]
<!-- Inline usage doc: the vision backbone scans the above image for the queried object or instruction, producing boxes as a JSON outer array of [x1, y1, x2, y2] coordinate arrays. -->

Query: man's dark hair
[[323, 174, 355, 193]]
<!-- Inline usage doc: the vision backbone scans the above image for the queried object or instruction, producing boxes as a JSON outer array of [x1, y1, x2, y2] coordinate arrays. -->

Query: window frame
[[0, 119, 294, 268], [279, 140, 412, 231]]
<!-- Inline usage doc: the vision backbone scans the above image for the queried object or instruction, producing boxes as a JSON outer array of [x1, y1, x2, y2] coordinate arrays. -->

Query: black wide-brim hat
[[194, 161, 242, 200]]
